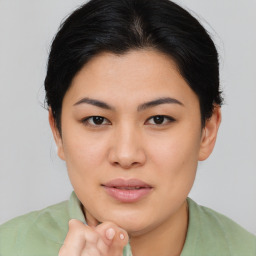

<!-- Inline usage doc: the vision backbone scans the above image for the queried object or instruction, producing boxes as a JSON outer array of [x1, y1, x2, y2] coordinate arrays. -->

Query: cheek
[[62, 132, 108, 176], [149, 130, 200, 164], [147, 127, 201, 184]]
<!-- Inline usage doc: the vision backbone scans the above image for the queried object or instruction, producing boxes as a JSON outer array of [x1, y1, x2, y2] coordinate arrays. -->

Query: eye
[[146, 115, 175, 125], [82, 116, 111, 126]]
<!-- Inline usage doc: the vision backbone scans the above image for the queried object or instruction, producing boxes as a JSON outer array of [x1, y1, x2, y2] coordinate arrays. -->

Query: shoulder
[[0, 200, 70, 256], [184, 198, 256, 256]]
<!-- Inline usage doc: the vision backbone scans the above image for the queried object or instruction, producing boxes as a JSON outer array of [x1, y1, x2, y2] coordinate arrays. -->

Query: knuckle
[[87, 231, 100, 244], [69, 219, 81, 228], [58, 245, 68, 256], [81, 246, 101, 256], [68, 220, 85, 234]]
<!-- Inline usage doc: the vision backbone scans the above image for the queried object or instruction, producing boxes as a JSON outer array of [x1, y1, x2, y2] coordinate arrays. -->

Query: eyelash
[[146, 115, 176, 125], [82, 116, 111, 126], [81, 115, 176, 127]]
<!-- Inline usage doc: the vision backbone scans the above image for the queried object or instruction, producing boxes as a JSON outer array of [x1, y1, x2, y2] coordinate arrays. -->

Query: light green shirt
[[0, 192, 255, 256]]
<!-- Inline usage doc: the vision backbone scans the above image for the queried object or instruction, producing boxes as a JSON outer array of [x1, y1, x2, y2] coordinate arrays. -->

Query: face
[[50, 49, 220, 236]]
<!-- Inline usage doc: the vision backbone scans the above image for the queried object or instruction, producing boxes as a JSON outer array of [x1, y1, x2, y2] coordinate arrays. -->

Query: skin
[[59, 219, 128, 256], [50, 49, 221, 256]]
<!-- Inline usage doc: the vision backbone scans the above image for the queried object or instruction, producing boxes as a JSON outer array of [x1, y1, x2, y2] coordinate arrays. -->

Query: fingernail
[[106, 228, 115, 240], [120, 233, 125, 240]]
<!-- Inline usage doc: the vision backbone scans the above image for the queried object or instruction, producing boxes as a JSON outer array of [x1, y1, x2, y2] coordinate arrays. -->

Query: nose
[[108, 125, 146, 169]]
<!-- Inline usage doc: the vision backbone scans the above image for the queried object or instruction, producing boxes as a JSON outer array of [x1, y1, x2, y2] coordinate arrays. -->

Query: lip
[[102, 178, 153, 203]]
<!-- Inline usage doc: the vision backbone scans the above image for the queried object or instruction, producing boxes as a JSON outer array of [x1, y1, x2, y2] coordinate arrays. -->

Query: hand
[[58, 219, 129, 256]]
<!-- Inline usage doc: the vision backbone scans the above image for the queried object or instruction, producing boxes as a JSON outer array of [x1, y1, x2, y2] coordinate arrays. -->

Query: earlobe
[[48, 108, 65, 160], [199, 105, 222, 161]]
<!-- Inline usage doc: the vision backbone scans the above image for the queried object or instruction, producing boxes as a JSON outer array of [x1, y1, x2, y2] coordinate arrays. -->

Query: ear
[[198, 105, 222, 161], [48, 108, 65, 160]]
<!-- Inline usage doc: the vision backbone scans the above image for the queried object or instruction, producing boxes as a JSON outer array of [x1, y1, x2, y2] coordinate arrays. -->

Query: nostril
[[131, 161, 140, 167], [114, 161, 141, 169], [108, 145, 146, 168]]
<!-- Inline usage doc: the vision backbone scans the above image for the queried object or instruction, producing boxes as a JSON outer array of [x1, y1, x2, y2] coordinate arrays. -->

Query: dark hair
[[45, 0, 223, 132]]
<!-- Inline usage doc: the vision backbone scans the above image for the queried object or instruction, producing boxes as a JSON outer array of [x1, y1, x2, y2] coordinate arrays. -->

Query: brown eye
[[82, 116, 110, 126], [153, 116, 165, 124], [92, 116, 104, 125], [146, 115, 175, 125]]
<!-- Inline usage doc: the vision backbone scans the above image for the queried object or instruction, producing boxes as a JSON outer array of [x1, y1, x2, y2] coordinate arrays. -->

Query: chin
[[98, 208, 155, 236], [120, 221, 157, 238]]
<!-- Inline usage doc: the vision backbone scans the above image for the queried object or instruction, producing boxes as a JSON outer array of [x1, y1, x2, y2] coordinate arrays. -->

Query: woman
[[0, 0, 255, 255]]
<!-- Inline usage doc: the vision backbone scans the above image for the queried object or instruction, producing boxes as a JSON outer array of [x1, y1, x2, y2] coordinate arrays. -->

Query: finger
[[109, 228, 129, 256], [81, 246, 101, 256], [59, 219, 87, 256], [82, 227, 108, 255], [59, 219, 103, 256], [95, 222, 129, 255], [95, 222, 129, 246]]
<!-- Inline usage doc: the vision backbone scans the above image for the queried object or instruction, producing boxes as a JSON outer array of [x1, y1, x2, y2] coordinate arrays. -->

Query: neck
[[129, 200, 188, 256]]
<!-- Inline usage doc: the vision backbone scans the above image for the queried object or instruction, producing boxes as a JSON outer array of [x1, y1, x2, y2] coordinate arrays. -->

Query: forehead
[[64, 49, 199, 109]]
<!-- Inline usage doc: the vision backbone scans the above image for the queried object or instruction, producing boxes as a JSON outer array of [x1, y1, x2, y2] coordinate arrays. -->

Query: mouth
[[102, 178, 153, 203]]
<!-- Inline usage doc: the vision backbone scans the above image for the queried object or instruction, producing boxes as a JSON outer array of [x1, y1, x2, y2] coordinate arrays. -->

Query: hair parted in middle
[[45, 0, 222, 132]]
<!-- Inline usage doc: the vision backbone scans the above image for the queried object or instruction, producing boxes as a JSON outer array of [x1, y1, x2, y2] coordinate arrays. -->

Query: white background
[[0, 0, 255, 235]]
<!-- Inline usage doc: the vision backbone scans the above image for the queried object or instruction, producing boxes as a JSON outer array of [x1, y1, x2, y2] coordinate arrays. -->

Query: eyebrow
[[74, 97, 114, 110], [73, 97, 183, 111], [137, 97, 183, 111]]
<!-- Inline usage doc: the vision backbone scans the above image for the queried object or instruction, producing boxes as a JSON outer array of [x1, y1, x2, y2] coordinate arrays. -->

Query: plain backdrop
[[0, 0, 255, 235]]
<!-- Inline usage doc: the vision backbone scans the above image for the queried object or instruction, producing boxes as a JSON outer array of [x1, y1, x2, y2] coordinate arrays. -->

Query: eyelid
[[81, 116, 111, 126], [80, 115, 175, 127], [145, 115, 176, 125]]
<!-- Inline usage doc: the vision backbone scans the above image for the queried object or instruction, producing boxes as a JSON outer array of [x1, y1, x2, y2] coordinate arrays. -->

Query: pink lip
[[102, 178, 153, 203]]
